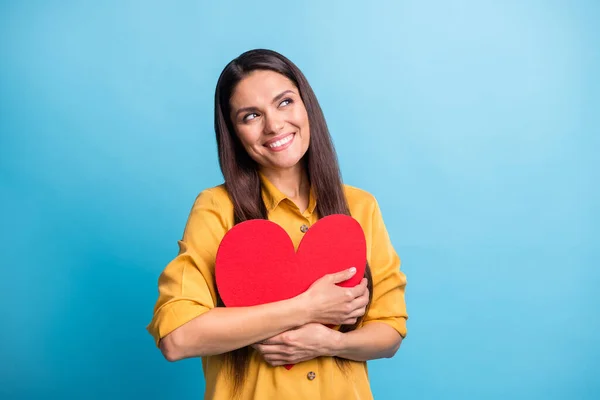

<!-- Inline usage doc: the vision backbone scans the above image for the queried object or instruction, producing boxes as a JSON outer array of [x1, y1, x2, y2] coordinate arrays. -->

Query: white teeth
[[268, 134, 293, 149]]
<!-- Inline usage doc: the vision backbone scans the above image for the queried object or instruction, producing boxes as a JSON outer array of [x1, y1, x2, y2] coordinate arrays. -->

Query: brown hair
[[213, 49, 373, 394]]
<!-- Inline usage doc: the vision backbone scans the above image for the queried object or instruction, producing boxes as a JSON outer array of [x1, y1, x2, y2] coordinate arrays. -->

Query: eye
[[243, 112, 258, 122], [279, 98, 293, 107]]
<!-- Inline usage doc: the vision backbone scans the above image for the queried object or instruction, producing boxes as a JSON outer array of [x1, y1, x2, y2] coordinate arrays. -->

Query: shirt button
[[307, 371, 316, 381], [300, 224, 309, 233]]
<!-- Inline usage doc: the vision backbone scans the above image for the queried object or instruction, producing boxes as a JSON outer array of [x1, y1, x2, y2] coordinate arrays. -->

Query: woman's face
[[229, 70, 310, 172]]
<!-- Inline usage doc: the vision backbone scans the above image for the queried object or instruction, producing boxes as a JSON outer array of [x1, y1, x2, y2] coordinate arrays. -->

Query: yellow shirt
[[147, 175, 408, 400]]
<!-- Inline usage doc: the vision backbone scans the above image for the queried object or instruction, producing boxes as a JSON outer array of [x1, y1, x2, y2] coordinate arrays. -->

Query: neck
[[259, 163, 310, 199]]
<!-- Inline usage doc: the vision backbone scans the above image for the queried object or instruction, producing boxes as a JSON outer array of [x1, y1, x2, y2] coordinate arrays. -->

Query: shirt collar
[[259, 171, 317, 214]]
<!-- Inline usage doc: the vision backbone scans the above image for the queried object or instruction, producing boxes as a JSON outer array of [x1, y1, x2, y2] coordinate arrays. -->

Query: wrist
[[328, 329, 345, 357], [291, 293, 312, 326]]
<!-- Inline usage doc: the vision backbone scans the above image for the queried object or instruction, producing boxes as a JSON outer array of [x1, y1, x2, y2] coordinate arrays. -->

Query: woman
[[147, 49, 408, 400]]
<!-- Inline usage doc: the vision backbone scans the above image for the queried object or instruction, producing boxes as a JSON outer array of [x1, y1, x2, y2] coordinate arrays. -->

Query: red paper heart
[[215, 214, 367, 369]]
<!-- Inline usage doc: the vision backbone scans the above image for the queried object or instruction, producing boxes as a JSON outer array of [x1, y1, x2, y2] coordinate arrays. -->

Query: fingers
[[264, 357, 297, 366], [264, 353, 309, 366], [349, 278, 369, 297], [348, 307, 367, 319], [264, 358, 288, 367], [254, 344, 293, 357], [330, 267, 357, 284], [356, 286, 370, 305], [350, 291, 369, 312], [345, 284, 369, 320], [261, 334, 286, 345], [341, 304, 367, 325]]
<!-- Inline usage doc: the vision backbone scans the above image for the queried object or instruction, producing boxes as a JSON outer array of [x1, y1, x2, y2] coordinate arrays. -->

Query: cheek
[[300, 114, 310, 142], [293, 107, 310, 134], [236, 126, 261, 148]]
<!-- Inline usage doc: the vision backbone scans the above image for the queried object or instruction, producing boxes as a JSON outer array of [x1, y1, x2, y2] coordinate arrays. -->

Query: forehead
[[230, 70, 297, 108]]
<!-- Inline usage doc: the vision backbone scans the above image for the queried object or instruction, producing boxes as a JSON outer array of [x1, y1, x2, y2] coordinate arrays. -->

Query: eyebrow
[[234, 89, 297, 118]]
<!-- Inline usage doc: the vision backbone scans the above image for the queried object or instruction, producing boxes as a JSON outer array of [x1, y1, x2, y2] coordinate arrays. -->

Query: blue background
[[1, 1, 598, 399]]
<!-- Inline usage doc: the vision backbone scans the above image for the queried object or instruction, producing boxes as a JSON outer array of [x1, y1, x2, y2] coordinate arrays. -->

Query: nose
[[264, 112, 285, 135]]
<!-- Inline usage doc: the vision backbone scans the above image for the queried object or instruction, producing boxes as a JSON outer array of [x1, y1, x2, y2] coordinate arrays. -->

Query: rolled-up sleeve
[[146, 189, 228, 347], [362, 197, 408, 338]]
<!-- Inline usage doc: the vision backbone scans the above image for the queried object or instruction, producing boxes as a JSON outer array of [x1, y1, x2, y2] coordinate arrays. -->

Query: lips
[[264, 133, 295, 150]]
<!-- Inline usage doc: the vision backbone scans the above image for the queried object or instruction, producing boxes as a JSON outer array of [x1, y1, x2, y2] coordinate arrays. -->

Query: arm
[[160, 296, 310, 361], [333, 322, 402, 361]]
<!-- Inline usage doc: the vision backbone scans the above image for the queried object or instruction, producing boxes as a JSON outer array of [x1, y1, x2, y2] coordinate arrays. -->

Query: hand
[[252, 323, 341, 366], [299, 268, 369, 326]]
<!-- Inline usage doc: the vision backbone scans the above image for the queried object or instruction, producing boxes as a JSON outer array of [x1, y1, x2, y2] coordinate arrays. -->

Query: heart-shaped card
[[215, 214, 367, 369]]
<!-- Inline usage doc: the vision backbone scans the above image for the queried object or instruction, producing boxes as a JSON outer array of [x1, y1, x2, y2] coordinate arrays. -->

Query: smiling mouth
[[264, 133, 295, 150]]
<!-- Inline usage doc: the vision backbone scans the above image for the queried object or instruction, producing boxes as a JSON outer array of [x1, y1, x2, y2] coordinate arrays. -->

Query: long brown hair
[[213, 49, 373, 394]]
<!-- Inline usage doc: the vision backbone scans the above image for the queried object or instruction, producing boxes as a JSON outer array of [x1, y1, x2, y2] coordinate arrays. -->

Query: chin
[[270, 161, 302, 170], [267, 155, 305, 170]]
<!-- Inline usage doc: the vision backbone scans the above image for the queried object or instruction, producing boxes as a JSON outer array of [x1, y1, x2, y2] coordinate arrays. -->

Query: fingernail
[[349, 267, 356, 273]]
